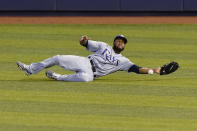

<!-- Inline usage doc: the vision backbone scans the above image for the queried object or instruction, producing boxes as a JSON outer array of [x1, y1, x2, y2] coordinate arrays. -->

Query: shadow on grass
[[0, 78, 54, 82], [95, 77, 179, 82], [0, 77, 179, 83]]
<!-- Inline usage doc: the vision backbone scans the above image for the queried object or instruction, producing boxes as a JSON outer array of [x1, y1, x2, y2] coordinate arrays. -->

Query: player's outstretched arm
[[139, 67, 161, 75], [139, 61, 179, 75], [80, 35, 89, 47]]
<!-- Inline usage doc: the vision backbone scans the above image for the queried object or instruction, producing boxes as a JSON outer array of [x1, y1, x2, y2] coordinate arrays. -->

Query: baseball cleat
[[16, 61, 32, 76], [45, 70, 60, 80]]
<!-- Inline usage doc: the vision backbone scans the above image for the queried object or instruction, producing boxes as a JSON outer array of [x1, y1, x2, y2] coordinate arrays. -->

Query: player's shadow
[[96, 77, 176, 82], [0, 78, 54, 82], [0, 77, 177, 82]]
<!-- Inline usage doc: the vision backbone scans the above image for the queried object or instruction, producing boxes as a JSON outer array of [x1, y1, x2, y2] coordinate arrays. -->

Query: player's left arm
[[128, 65, 160, 75], [129, 61, 179, 75], [138, 67, 160, 74]]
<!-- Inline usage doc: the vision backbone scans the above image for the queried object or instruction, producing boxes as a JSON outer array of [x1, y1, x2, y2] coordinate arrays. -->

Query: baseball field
[[0, 22, 197, 130]]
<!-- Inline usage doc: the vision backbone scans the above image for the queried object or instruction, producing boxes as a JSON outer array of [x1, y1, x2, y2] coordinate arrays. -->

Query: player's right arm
[[80, 35, 89, 47], [79, 35, 102, 52]]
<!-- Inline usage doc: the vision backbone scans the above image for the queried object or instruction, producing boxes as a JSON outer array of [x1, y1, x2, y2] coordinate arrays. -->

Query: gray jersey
[[87, 40, 135, 77]]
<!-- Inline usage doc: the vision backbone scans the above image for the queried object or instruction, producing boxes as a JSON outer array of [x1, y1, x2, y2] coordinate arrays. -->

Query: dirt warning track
[[0, 16, 197, 24]]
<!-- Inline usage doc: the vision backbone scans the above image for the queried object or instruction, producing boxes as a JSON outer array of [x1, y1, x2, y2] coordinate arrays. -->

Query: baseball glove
[[160, 61, 179, 75]]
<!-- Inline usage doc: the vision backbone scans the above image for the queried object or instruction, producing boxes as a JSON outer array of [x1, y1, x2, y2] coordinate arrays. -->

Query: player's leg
[[17, 55, 62, 75], [17, 55, 94, 82], [17, 61, 32, 76], [46, 70, 93, 82], [45, 55, 94, 82]]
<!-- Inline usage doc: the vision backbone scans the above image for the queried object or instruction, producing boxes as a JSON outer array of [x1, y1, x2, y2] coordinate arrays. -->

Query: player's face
[[113, 38, 125, 52]]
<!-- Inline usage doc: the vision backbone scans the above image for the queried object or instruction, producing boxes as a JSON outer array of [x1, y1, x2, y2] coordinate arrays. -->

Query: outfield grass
[[0, 24, 197, 131]]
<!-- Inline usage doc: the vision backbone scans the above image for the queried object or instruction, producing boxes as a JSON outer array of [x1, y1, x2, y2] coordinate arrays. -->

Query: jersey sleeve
[[128, 64, 141, 74], [119, 58, 134, 71], [86, 40, 102, 52], [120, 58, 140, 73]]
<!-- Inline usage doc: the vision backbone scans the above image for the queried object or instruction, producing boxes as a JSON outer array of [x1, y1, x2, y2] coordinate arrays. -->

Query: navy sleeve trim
[[128, 65, 141, 74], [84, 40, 88, 48]]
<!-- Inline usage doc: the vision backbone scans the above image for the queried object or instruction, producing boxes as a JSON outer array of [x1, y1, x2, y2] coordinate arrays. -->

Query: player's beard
[[113, 45, 124, 53]]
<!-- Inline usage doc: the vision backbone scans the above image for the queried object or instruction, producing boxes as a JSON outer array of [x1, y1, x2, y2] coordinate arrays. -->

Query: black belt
[[90, 60, 96, 72], [90, 60, 97, 78]]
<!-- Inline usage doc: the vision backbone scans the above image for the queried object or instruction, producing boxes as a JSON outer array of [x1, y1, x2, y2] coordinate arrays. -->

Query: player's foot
[[45, 70, 61, 80], [16, 61, 32, 76]]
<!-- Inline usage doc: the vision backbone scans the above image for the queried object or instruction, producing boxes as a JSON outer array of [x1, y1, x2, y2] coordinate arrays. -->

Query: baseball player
[[17, 35, 179, 82]]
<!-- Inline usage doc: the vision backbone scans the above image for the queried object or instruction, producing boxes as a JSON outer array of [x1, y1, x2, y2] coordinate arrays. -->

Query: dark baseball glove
[[160, 61, 179, 75]]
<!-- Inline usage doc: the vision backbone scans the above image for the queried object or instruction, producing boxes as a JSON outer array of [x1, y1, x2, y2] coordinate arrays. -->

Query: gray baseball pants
[[29, 55, 94, 82]]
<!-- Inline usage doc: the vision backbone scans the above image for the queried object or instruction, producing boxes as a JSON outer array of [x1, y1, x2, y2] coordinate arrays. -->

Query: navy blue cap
[[114, 34, 128, 44]]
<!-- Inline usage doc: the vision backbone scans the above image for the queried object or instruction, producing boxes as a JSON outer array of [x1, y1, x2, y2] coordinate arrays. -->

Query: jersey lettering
[[102, 48, 119, 66]]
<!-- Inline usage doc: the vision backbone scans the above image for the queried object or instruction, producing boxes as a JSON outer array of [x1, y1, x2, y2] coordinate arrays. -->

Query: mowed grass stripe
[[0, 125, 130, 131], [0, 76, 197, 97], [0, 100, 197, 119], [1, 112, 197, 131], [0, 90, 196, 108], [0, 125, 101, 131]]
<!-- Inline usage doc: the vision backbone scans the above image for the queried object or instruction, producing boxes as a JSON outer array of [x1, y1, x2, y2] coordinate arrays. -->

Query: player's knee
[[53, 55, 61, 59], [52, 55, 61, 63], [80, 73, 93, 82]]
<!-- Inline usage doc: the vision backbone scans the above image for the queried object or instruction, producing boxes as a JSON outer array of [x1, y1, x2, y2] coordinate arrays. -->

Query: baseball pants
[[29, 55, 94, 82]]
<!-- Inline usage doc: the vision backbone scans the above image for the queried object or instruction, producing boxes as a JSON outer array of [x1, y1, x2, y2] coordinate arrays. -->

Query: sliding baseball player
[[17, 35, 179, 82]]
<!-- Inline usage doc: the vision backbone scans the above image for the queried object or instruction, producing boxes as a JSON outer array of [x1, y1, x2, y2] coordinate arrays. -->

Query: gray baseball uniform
[[87, 40, 135, 78], [25, 40, 138, 82]]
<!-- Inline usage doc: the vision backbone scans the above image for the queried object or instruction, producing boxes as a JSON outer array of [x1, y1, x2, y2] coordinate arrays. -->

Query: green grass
[[0, 24, 197, 131]]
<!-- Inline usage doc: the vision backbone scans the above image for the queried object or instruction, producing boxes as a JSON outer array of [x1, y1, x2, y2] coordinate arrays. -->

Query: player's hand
[[153, 67, 161, 74], [80, 35, 89, 46], [160, 61, 179, 75]]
